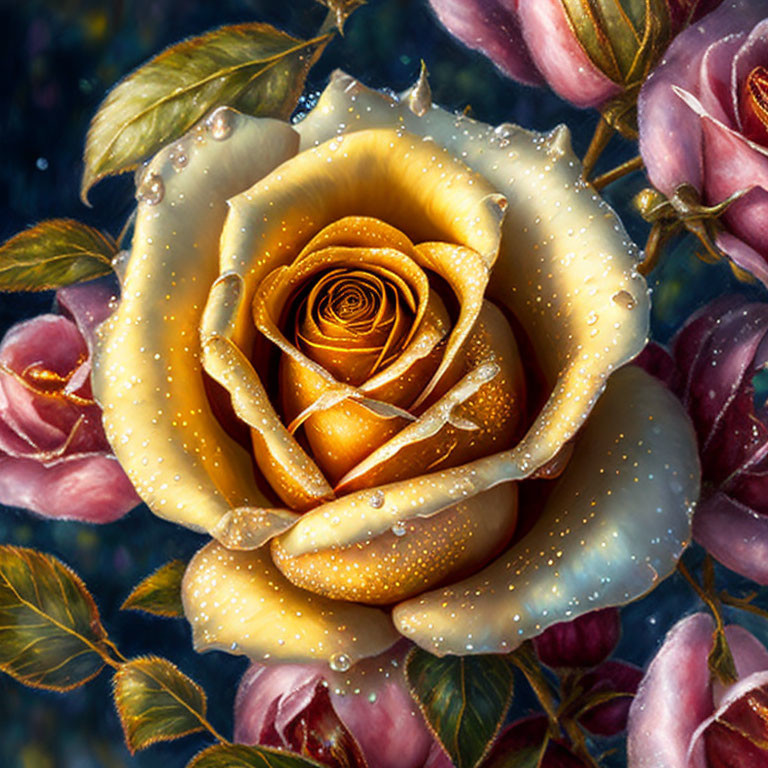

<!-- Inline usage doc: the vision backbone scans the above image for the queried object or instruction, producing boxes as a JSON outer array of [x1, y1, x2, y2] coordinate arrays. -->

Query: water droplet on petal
[[207, 107, 234, 140], [137, 173, 164, 206], [329, 652, 351, 672], [391, 521, 407, 537], [369, 490, 385, 508], [612, 290, 636, 310]]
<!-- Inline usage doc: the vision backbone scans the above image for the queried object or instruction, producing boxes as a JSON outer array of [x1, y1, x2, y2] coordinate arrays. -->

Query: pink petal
[[235, 645, 442, 768], [234, 663, 325, 744], [732, 18, 768, 131], [689, 669, 768, 766], [627, 613, 715, 768], [693, 491, 768, 583], [56, 278, 117, 352], [700, 114, 768, 261], [516, 0, 621, 108], [0, 453, 139, 522], [428, 0, 545, 87], [638, 0, 767, 195], [699, 33, 745, 126], [726, 624, 768, 690], [533, 607, 621, 669], [683, 302, 768, 453], [0, 314, 85, 378], [716, 231, 768, 288]]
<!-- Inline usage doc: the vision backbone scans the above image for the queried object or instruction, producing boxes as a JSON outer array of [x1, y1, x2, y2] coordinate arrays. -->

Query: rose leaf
[[81, 23, 333, 202], [0, 545, 111, 691], [406, 647, 515, 768], [113, 656, 209, 753], [0, 219, 116, 292], [187, 743, 325, 768], [121, 559, 186, 618]]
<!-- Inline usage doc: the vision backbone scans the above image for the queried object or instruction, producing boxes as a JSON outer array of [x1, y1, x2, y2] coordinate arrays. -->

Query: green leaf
[[0, 545, 110, 691], [113, 656, 208, 753], [82, 23, 333, 202], [406, 649, 515, 768], [121, 560, 186, 618], [0, 219, 116, 292], [187, 743, 325, 768]]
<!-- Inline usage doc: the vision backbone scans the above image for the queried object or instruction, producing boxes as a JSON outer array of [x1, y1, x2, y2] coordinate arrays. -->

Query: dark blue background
[[2, 1, 767, 766]]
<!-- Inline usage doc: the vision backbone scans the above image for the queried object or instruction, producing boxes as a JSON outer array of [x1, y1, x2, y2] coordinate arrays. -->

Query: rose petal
[[297, 72, 650, 485], [690, 670, 768, 766], [577, 660, 643, 737], [56, 277, 117, 352], [0, 452, 139, 522], [392, 366, 699, 656], [638, 0, 767, 195], [693, 491, 768, 583], [699, 33, 745, 126], [181, 540, 400, 665], [200, 271, 333, 511], [627, 613, 715, 768], [93, 110, 300, 534], [271, 482, 518, 604], [516, 0, 622, 108], [336, 301, 525, 493], [533, 607, 621, 670], [732, 19, 768, 130], [716, 231, 768, 287], [427, 0, 545, 87]]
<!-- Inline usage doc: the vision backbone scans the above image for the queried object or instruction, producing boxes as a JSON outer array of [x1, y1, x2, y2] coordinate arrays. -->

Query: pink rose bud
[[533, 607, 621, 669], [628, 613, 768, 768], [429, 0, 721, 111], [667, 297, 768, 583], [0, 280, 139, 522], [234, 644, 452, 768], [638, 0, 768, 286]]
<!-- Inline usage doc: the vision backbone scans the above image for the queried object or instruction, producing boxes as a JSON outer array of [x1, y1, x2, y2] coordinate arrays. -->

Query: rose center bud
[[267, 216, 529, 605], [740, 66, 768, 147], [294, 267, 415, 387], [704, 687, 768, 767]]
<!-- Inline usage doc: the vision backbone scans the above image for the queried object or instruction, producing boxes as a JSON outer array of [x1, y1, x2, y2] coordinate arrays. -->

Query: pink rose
[[234, 643, 451, 768], [628, 613, 768, 767], [0, 280, 139, 522], [640, 296, 768, 584], [428, 0, 721, 110], [638, 0, 768, 285]]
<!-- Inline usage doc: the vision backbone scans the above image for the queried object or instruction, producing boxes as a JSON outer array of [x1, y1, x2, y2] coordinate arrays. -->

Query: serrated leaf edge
[[404, 648, 515, 768], [81, 25, 333, 201], [113, 654, 208, 754], [0, 545, 111, 691], [121, 559, 186, 618], [187, 742, 328, 768]]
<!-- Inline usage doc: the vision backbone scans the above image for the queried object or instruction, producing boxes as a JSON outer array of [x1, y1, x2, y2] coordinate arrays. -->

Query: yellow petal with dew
[[271, 483, 518, 605], [92, 108, 299, 533], [296, 72, 649, 479], [392, 366, 700, 655], [181, 540, 400, 666], [200, 270, 333, 510]]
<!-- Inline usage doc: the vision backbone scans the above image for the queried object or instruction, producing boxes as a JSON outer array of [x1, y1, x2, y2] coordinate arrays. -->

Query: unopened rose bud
[[533, 607, 621, 669]]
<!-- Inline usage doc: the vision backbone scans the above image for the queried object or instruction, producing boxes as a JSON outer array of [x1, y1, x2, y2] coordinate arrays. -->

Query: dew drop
[[136, 173, 164, 206], [391, 520, 407, 537], [369, 490, 385, 508], [207, 107, 234, 140], [329, 652, 351, 672], [612, 290, 636, 310]]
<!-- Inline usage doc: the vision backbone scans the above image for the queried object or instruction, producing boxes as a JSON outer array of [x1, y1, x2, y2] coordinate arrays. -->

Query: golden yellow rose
[[92, 72, 700, 669]]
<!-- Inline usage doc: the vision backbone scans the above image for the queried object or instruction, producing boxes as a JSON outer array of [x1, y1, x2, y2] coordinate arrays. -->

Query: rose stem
[[581, 116, 615, 181], [677, 558, 739, 684], [510, 641, 561, 731], [590, 155, 644, 191], [636, 221, 668, 276]]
